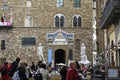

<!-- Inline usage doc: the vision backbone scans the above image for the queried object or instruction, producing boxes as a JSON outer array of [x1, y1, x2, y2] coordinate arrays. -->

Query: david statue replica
[[37, 43, 46, 63], [79, 43, 90, 64]]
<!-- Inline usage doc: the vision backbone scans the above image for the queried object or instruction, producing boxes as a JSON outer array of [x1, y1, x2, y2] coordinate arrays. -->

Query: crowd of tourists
[[0, 58, 105, 80]]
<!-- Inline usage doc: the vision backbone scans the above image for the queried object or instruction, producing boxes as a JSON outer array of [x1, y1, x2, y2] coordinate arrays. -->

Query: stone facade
[[0, 0, 93, 65], [96, 0, 120, 66], [96, 0, 105, 54]]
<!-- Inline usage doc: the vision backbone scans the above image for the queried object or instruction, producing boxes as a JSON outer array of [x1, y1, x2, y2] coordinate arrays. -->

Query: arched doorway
[[55, 49, 65, 65]]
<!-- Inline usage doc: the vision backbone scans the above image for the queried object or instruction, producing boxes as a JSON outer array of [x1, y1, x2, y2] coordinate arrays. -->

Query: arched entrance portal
[[55, 49, 65, 65]]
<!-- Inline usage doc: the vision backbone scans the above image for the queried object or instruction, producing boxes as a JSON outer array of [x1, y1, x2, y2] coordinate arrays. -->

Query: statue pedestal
[[79, 55, 90, 65]]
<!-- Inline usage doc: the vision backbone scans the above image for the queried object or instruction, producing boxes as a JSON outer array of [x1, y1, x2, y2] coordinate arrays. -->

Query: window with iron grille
[[74, 0, 80, 8], [56, 0, 64, 8]]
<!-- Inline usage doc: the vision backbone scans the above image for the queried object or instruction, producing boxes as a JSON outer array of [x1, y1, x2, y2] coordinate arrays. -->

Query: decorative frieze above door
[[46, 29, 74, 45]]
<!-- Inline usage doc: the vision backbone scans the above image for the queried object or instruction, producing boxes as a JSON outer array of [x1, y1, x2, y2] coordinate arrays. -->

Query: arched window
[[73, 15, 82, 28], [1, 40, 5, 50], [29, 17, 32, 26], [55, 16, 59, 27], [78, 16, 81, 27], [25, 16, 33, 27], [60, 16, 64, 27], [73, 16, 77, 28], [54, 14, 65, 28]]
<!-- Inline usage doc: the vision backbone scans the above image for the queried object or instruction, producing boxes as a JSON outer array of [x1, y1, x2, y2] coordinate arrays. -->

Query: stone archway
[[55, 49, 65, 65]]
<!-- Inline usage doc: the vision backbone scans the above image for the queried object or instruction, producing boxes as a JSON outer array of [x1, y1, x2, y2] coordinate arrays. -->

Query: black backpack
[[0, 67, 7, 75], [34, 70, 43, 80]]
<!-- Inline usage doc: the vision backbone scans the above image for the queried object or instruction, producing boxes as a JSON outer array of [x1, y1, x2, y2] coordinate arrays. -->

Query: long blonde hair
[[19, 62, 26, 68]]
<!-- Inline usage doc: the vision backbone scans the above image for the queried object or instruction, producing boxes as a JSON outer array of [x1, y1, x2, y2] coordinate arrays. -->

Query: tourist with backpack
[[34, 70, 43, 80], [39, 63, 50, 80], [35, 63, 50, 80], [12, 62, 27, 80], [30, 62, 37, 78], [0, 62, 9, 80]]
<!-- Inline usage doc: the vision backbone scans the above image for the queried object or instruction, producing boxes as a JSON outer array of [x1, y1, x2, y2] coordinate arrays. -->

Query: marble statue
[[81, 43, 86, 55], [37, 43, 45, 63], [79, 43, 90, 65]]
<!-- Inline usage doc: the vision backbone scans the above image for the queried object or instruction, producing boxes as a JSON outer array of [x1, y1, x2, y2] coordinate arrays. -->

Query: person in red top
[[1, 62, 9, 80], [66, 60, 79, 80]]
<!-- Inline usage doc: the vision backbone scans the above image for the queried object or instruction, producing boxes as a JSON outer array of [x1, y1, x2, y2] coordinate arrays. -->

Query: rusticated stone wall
[[0, 0, 93, 65]]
